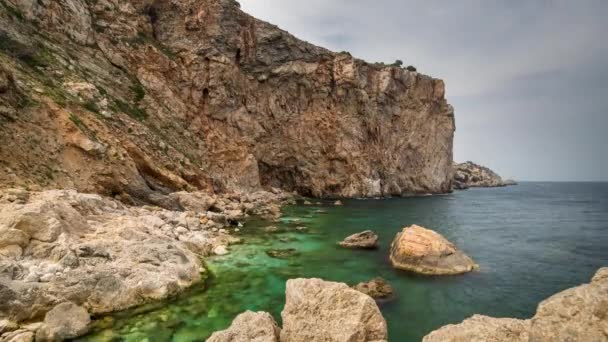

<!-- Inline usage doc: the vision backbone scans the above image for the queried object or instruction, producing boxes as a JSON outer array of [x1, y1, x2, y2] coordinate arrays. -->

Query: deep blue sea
[[82, 182, 608, 341]]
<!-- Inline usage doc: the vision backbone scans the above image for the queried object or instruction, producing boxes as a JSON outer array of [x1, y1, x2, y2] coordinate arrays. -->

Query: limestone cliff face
[[0, 0, 454, 201]]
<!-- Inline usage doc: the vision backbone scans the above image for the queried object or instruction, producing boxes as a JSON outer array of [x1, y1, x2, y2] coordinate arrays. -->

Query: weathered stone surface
[[281, 278, 387, 342], [0, 0, 454, 200], [36, 302, 90, 341], [0, 188, 287, 338], [352, 277, 394, 300], [339, 230, 379, 249], [389, 225, 477, 275], [424, 267, 608, 341], [423, 315, 530, 342], [453, 161, 515, 190], [206, 311, 280, 342]]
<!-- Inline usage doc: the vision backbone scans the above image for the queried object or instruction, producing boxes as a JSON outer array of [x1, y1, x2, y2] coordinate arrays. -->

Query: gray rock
[[36, 302, 90, 341], [206, 311, 280, 342], [281, 278, 387, 342], [339, 230, 379, 249]]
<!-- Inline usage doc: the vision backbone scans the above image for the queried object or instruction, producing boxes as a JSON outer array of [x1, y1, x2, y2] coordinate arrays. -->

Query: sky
[[240, 0, 608, 181]]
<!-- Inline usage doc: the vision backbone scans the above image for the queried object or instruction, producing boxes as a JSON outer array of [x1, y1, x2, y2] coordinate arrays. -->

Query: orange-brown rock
[[0, 0, 454, 203], [389, 224, 477, 275]]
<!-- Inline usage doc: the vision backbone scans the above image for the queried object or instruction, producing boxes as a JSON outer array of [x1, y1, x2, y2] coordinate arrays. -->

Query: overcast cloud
[[241, 0, 608, 181]]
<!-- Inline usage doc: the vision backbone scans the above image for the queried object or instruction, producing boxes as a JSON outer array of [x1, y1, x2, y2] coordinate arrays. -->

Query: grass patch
[[111, 99, 147, 121], [0, 0, 25, 22], [82, 100, 100, 114], [130, 77, 145, 102], [0, 31, 55, 70], [69, 113, 98, 141]]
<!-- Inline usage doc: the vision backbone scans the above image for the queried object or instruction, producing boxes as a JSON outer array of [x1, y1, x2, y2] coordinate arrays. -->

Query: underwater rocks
[[389, 225, 477, 275], [266, 249, 299, 259], [339, 230, 379, 249], [424, 267, 608, 341], [352, 277, 394, 300], [453, 161, 516, 190], [207, 311, 281, 342], [0, 188, 288, 340], [281, 278, 388, 342]]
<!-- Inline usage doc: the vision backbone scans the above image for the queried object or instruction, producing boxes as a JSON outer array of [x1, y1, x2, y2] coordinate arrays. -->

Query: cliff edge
[[0, 0, 454, 201]]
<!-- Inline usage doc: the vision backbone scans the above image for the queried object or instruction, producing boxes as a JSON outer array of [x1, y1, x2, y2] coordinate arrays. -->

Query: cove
[[79, 182, 608, 341]]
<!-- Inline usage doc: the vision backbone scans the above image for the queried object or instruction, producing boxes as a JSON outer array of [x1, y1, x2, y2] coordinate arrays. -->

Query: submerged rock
[[36, 302, 91, 341], [339, 230, 379, 249], [352, 277, 394, 300], [424, 267, 608, 341], [281, 278, 387, 342], [389, 225, 477, 275], [265, 249, 299, 259], [206, 311, 280, 342]]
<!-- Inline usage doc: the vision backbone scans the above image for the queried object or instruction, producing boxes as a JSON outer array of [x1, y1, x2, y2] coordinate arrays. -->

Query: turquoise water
[[80, 182, 608, 341]]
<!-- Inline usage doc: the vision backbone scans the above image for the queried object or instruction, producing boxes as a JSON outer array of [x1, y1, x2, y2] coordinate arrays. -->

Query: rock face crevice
[[0, 0, 454, 200]]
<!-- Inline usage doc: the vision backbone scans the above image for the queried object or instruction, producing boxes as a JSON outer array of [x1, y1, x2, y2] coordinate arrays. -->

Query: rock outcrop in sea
[[0, 0, 454, 201], [424, 267, 608, 341], [352, 277, 394, 300], [453, 161, 516, 190], [389, 224, 477, 275], [338, 230, 379, 249]]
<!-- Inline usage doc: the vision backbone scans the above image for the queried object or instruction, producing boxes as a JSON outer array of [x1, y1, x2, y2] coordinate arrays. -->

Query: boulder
[[206, 311, 280, 342], [423, 315, 530, 342], [389, 225, 477, 275], [281, 278, 387, 342], [424, 267, 608, 341], [36, 302, 90, 341], [339, 230, 379, 249], [352, 278, 393, 300]]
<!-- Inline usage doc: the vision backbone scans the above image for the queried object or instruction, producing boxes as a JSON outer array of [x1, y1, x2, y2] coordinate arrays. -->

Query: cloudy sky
[[240, 0, 608, 181]]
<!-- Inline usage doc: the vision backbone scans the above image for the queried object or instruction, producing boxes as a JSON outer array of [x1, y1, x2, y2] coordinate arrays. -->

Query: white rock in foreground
[[206, 311, 280, 342], [281, 278, 387, 342]]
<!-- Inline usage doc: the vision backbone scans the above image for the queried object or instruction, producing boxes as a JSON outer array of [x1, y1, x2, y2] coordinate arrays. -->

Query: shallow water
[[80, 182, 608, 341]]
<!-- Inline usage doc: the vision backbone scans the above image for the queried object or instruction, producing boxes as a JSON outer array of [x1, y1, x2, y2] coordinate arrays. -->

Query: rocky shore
[[424, 267, 608, 341], [453, 161, 516, 190], [0, 188, 291, 341]]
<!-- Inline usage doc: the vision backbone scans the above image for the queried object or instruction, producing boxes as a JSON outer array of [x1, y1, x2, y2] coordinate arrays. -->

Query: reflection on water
[[80, 182, 608, 341]]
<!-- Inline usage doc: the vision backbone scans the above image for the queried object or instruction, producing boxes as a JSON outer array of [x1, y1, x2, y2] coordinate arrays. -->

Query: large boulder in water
[[424, 267, 608, 341], [206, 311, 280, 342], [389, 225, 477, 275], [339, 230, 379, 249], [281, 278, 387, 342]]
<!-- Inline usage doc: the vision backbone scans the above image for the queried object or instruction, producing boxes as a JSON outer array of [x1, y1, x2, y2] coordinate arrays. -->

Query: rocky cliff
[[0, 0, 455, 202], [453, 161, 516, 190]]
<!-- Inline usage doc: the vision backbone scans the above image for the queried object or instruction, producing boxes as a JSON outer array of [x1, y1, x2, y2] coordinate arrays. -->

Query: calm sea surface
[[80, 182, 608, 341]]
